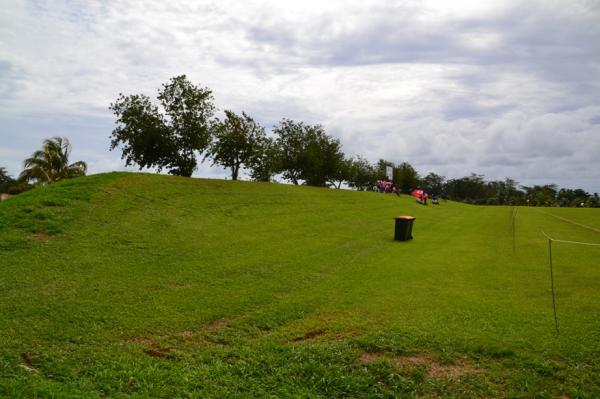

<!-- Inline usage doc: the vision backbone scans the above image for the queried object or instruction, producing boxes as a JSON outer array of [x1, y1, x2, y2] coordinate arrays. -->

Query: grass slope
[[0, 173, 598, 398]]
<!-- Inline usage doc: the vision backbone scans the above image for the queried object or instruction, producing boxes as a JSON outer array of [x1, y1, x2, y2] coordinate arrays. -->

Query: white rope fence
[[539, 211, 600, 234], [541, 231, 600, 334]]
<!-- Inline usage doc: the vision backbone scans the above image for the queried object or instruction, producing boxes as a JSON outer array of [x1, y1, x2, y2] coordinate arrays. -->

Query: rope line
[[539, 211, 600, 234], [547, 238, 559, 334], [541, 230, 600, 335], [542, 231, 600, 247]]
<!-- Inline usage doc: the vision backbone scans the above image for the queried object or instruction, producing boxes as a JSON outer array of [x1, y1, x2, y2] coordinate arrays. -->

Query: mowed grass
[[0, 173, 598, 398]]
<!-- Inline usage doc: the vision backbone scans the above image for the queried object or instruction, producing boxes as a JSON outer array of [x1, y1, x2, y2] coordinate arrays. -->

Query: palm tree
[[19, 137, 87, 184]]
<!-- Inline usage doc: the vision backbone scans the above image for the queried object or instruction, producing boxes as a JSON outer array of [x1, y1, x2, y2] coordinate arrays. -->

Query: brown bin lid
[[394, 216, 416, 220]]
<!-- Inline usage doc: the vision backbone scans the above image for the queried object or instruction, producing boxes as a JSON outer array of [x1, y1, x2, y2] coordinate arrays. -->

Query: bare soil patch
[[206, 318, 229, 330], [360, 352, 484, 379], [20, 352, 38, 372], [169, 283, 193, 289], [129, 337, 157, 346], [143, 347, 171, 358], [31, 232, 52, 240], [291, 329, 325, 342]]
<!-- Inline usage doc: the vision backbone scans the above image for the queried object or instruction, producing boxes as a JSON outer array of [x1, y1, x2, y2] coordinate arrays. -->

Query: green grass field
[[1, 173, 598, 398]]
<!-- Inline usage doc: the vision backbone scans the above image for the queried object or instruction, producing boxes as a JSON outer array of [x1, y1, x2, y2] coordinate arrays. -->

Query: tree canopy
[[273, 119, 344, 187], [109, 75, 215, 177], [0, 167, 14, 193], [208, 111, 268, 180], [19, 137, 87, 184]]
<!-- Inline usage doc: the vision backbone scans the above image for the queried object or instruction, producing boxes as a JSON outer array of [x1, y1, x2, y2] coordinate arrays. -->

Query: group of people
[[376, 178, 401, 196], [376, 178, 440, 205]]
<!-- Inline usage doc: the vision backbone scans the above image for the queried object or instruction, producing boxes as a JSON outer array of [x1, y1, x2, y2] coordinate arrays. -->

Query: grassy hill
[[1, 173, 598, 398]]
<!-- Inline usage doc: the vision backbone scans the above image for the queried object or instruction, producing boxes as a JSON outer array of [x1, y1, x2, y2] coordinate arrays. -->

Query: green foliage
[[0, 167, 13, 193], [345, 156, 377, 190], [1, 174, 599, 397], [440, 176, 597, 207], [247, 136, 279, 182], [421, 172, 446, 196], [0, 167, 11, 183], [273, 119, 345, 187], [446, 174, 488, 203], [18, 137, 87, 185], [109, 75, 215, 177], [521, 184, 558, 206], [393, 161, 420, 192], [208, 111, 269, 180], [376, 159, 394, 179]]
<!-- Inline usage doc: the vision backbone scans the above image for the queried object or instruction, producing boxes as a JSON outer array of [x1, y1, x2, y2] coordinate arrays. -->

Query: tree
[[109, 75, 215, 177], [446, 174, 487, 203], [311, 132, 344, 188], [421, 172, 446, 196], [327, 156, 351, 189], [522, 184, 557, 206], [208, 111, 268, 180], [394, 162, 420, 192], [273, 119, 345, 187], [0, 167, 14, 193], [346, 156, 377, 191], [272, 119, 308, 185], [19, 137, 87, 184], [245, 136, 278, 182], [376, 159, 394, 179]]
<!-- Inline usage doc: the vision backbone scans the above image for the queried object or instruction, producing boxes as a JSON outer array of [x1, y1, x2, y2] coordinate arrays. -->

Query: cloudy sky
[[1, 0, 599, 191]]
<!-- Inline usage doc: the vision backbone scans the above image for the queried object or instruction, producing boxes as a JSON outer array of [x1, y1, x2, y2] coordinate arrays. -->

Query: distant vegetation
[[106, 75, 598, 207]]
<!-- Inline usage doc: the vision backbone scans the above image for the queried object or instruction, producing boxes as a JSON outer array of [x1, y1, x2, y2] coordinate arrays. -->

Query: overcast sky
[[1, 0, 599, 192]]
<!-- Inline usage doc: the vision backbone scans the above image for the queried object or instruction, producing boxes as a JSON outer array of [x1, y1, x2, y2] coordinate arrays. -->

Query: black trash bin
[[394, 216, 415, 241]]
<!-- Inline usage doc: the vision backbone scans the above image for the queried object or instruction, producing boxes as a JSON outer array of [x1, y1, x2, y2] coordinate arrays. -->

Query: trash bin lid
[[394, 216, 416, 220]]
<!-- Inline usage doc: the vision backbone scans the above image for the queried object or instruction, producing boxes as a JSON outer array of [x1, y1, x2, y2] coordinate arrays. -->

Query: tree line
[[1, 75, 597, 208], [107, 75, 598, 207]]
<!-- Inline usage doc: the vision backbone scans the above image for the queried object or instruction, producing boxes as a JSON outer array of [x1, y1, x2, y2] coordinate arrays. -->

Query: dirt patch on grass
[[169, 283, 193, 289], [142, 347, 171, 358], [206, 318, 229, 330], [30, 232, 52, 240], [129, 337, 157, 346], [178, 330, 193, 338], [291, 329, 325, 343], [426, 358, 483, 379], [20, 352, 38, 372], [360, 352, 484, 379], [335, 331, 357, 341], [360, 352, 385, 363]]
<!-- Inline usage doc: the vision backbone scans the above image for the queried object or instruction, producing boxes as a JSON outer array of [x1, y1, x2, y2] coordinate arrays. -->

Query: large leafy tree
[[247, 136, 279, 182], [19, 137, 87, 184], [208, 111, 268, 180], [376, 159, 395, 179], [421, 172, 446, 196], [273, 119, 345, 187], [393, 162, 420, 192], [272, 119, 307, 185], [109, 75, 215, 177], [346, 156, 377, 191]]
